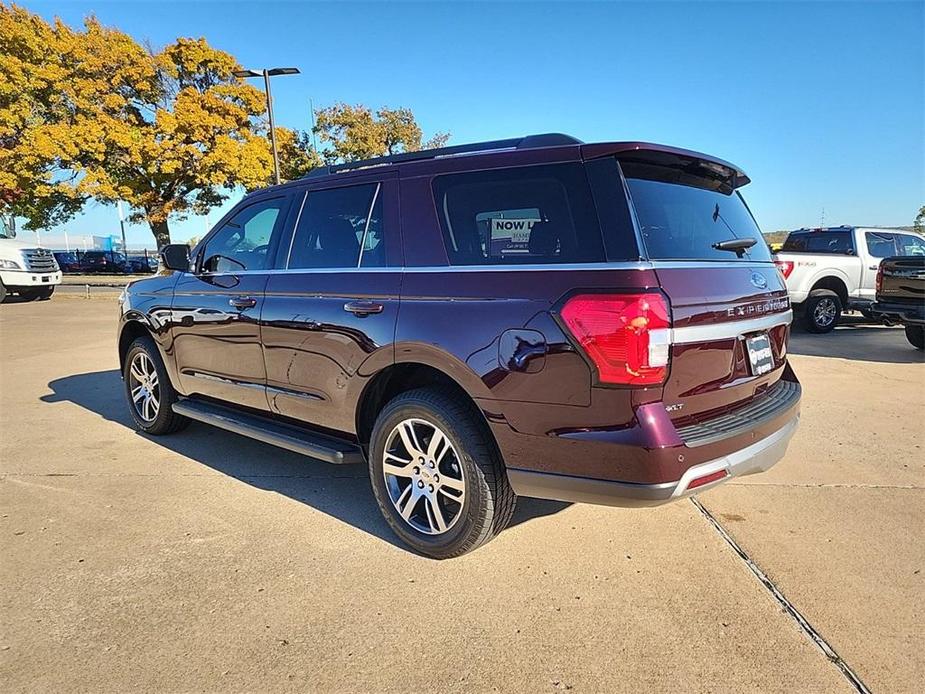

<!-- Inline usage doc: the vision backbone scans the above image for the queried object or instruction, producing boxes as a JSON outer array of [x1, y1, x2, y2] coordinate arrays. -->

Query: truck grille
[[675, 379, 801, 447], [22, 248, 58, 272]]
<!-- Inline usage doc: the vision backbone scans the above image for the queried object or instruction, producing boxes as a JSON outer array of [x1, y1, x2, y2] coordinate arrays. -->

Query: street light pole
[[262, 70, 281, 185], [233, 67, 300, 186]]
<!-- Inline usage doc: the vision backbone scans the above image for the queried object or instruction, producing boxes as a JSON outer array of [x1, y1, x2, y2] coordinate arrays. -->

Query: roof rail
[[302, 133, 583, 179]]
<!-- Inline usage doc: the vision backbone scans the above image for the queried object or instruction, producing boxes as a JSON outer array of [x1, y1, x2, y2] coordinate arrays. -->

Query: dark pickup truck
[[874, 256, 925, 350]]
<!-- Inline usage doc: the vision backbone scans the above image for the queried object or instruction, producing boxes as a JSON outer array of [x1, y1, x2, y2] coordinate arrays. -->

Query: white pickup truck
[[0, 229, 62, 303], [774, 226, 925, 332]]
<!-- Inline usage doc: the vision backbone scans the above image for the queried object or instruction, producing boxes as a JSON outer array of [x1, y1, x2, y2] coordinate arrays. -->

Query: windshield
[[625, 168, 771, 262]]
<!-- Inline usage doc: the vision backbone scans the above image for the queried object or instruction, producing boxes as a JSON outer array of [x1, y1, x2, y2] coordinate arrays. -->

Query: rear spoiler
[[581, 142, 750, 190]]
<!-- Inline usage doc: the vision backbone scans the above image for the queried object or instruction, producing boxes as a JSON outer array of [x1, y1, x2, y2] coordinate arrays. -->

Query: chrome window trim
[[185, 259, 777, 277], [356, 183, 381, 268], [667, 310, 793, 345], [284, 191, 309, 269]]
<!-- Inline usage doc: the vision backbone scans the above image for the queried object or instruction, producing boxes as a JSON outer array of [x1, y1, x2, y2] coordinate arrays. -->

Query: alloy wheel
[[813, 298, 837, 328], [382, 418, 465, 535], [128, 352, 160, 422]]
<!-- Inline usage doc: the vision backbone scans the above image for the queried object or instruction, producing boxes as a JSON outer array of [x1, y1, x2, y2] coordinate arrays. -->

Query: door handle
[[344, 300, 384, 316], [868, 266, 879, 271], [229, 296, 257, 309]]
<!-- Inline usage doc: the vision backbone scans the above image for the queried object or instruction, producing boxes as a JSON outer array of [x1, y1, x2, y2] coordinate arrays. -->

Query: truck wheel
[[905, 325, 925, 350], [803, 290, 841, 333], [368, 387, 516, 559], [0, 279, 6, 304], [123, 336, 190, 435]]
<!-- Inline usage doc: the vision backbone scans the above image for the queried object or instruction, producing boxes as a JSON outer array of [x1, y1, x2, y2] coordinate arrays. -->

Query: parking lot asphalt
[[1, 299, 922, 693]]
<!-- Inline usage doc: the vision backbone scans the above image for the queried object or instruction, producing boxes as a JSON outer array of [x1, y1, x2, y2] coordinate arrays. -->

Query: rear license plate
[[746, 332, 773, 376]]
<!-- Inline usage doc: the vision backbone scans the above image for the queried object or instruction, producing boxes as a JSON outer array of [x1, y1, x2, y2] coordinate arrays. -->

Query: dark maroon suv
[[118, 133, 800, 558]]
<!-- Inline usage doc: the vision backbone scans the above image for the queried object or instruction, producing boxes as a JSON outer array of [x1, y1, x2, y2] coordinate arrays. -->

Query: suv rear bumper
[[506, 415, 798, 507]]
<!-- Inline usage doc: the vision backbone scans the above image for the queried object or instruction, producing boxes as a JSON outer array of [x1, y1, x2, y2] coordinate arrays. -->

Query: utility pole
[[233, 67, 300, 185]]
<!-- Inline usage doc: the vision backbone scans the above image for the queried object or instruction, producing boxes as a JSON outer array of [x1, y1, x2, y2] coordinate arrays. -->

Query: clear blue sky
[[23, 0, 925, 247]]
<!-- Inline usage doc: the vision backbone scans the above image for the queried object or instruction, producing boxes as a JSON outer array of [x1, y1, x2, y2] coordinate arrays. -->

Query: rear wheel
[[0, 279, 6, 304], [905, 325, 925, 350], [368, 387, 516, 559], [803, 289, 841, 333], [123, 336, 190, 435]]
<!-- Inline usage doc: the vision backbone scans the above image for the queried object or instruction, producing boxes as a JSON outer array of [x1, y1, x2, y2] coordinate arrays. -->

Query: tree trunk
[[149, 218, 171, 249]]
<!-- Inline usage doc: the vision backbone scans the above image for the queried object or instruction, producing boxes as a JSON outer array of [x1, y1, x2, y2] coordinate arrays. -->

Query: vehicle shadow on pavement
[[41, 370, 570, 553], [789, 318, 924, 364]]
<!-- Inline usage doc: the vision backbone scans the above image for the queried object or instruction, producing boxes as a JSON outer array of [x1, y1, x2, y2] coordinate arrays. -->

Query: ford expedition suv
[[774, 226, 925, 332], [118, 134, 801, 558]]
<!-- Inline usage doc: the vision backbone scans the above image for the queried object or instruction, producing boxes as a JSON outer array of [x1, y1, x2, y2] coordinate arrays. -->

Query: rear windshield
[[782, 231, 854, 254], [624, 164, 771, 262], [432, 163, 607, 265]]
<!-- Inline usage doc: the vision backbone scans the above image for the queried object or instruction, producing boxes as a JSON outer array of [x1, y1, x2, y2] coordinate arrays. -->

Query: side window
[[201, 197, 287, 272], [865, 232, 897, 258], [288, 184, 382, 269], [895, 234, 925, 256], [783, 232, 853, 254], [432, 164, 606, 265]]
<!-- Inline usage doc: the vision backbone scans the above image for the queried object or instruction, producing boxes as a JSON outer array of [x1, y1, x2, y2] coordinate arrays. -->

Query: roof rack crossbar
[[303, 133, 582, 179]]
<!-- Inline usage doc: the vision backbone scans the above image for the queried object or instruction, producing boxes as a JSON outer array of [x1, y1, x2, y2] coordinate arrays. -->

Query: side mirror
[[160, 244, 190, 271]]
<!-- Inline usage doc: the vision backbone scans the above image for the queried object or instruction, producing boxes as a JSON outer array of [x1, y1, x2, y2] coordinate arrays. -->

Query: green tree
[[914, 205, 925, 235]]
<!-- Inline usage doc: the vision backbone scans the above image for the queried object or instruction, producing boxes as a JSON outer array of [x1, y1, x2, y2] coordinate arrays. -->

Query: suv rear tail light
[[774, 259, 794, 279], [559, 292, 671, 386], [875, 263, 883, 294]]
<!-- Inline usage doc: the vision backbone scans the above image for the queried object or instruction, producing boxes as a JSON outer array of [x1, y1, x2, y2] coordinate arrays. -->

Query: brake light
[[774, 259, 794, 279], [876, 263, 883, 294], [559, 292, 671, 385]]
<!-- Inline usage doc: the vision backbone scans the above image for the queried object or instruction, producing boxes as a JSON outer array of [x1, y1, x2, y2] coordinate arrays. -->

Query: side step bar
[[172, 399, 364, 464]]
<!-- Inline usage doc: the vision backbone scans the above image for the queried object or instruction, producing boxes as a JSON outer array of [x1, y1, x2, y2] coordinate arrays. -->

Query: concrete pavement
[[1, 300, 921, 692]]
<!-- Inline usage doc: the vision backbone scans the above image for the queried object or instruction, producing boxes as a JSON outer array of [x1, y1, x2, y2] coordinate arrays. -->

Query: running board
[[172, 399, 364, 464]]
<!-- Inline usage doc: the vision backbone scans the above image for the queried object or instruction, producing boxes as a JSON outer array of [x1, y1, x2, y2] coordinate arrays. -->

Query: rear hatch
[[621, 159, 792, 424]]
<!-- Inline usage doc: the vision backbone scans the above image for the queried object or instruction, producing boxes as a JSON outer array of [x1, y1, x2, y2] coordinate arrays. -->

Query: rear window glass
[[432, 164, 606, 265], [624, 164, 771, 262], [783, 231, 854, 254]]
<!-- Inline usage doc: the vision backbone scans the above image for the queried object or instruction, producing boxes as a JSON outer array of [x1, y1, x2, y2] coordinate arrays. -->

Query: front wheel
[[905, 324, 925, 350], [123, 336, 190, 435], [803, 290, 841, 333], [368, 387, 516, 559]]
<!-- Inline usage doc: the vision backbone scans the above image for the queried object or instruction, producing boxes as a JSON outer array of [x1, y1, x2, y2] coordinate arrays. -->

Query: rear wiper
[[712, 237, 757, 258]]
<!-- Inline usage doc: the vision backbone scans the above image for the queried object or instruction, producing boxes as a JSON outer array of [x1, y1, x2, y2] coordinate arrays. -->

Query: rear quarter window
[[432, 163, 607, 265]]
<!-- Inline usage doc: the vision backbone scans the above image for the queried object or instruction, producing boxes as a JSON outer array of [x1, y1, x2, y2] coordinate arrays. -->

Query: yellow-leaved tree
[[0, 4, 89, 230], [314, 103, 450, 164], [1, 3, 276, 246], [1, 4, 450, 245]]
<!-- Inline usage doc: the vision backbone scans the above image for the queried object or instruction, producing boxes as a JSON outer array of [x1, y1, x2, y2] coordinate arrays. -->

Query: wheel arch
[[118, 318, 154, 374], [808, 274, 849, 307], [355, 360, 495, 452]]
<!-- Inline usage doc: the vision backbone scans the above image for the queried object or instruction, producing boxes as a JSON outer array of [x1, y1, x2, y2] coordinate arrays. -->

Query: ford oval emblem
[[750, 272, 768, 289]]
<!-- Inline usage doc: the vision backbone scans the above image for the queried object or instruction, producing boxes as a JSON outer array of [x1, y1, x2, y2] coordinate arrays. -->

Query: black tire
[[905, 324, 925, 350], [19, 288, 42, 302], [0, 279, 6, 304], [368, 387, 516, 559], [803, 289, 841, 333], [123, 336, 190, 435]]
